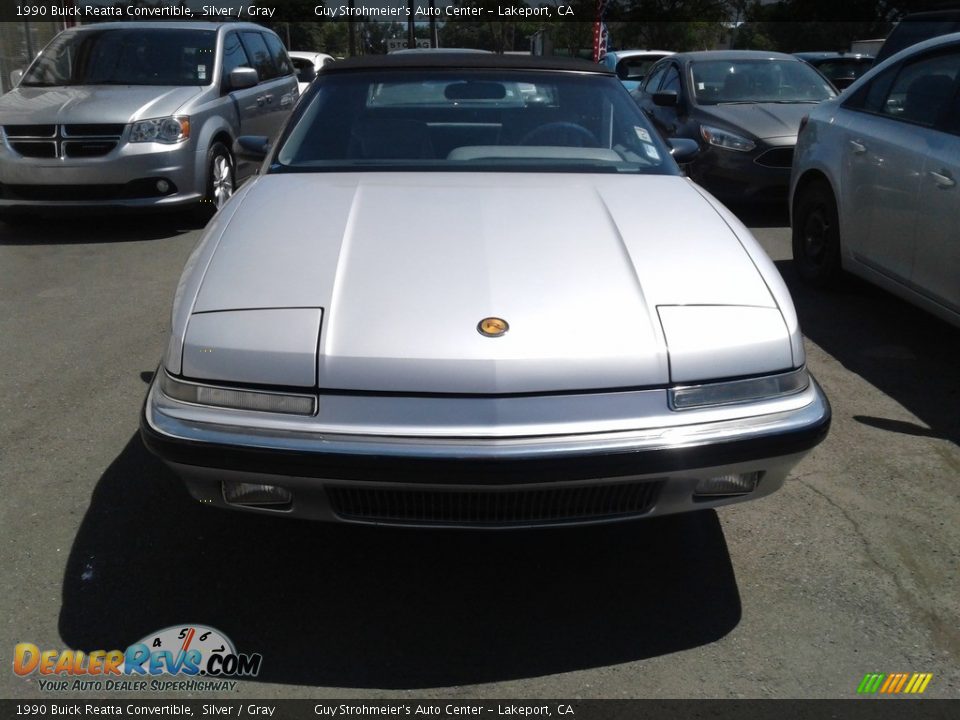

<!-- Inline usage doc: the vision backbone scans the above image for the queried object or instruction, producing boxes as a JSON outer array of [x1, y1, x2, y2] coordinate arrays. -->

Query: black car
[[794, 52, 875, 90], [632, 50, 837, 202], [874, 9, 960, 64]]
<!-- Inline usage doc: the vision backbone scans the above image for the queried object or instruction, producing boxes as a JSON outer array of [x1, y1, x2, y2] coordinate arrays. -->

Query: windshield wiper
[[19, 81, 61, 87], [769, 99, 821, 104]]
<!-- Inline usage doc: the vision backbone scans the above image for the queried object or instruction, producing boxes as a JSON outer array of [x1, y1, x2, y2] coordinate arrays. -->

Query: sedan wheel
[[792, 181, 842, 287]]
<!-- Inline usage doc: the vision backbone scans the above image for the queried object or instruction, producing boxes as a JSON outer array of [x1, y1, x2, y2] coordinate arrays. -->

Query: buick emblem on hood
[[478, 317, 509, 337]]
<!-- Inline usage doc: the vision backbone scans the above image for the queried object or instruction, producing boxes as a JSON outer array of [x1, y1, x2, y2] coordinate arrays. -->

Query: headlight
[[159, 371, 316, 416], [130, 116, 190, 144], [669, 367, 809, 410], [700, 125, 755, 152]]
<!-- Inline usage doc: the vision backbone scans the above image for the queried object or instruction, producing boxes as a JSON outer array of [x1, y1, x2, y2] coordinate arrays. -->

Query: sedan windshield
[[275, 69, 678, 175], [21, 29, 216, 87], [691, 60, 836, 104]]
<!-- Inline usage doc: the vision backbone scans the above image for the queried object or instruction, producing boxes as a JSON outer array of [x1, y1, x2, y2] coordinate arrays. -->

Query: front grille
[[3, 124, 123, 159], [63, 124, 125, 137], [10, 142, 56, 158], [754, 147, 794, 168], [3, 125, 55, 138], [63, 141, 118, 158], [326, 481, 663, 526]]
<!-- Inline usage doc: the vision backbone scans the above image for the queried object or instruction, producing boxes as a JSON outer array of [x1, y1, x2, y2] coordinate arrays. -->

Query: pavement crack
[[795, 477, 960, 661]]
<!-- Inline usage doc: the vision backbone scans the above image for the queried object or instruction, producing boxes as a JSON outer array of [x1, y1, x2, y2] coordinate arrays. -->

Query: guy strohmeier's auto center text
[[314, 5, 576, 18]]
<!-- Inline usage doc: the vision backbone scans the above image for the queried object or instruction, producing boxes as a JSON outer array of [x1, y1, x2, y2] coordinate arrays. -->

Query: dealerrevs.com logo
[[13, 625, 262, 692]]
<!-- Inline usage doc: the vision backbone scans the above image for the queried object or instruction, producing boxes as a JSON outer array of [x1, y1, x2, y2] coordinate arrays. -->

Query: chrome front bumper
[[141, 374, 831, 527], [0, 140, 202, 210]]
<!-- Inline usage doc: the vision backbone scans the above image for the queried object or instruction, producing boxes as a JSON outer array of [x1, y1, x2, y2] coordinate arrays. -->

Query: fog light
[[694, 472, 762, 498], [222, 481, 292, 509], [156, 179, 170, 194]]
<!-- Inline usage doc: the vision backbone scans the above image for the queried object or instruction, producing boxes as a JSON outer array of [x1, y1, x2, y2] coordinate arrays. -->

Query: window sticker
[[634, 126, 652, 143], [198, 65, 207, 81], [643, 144, 660, 160]]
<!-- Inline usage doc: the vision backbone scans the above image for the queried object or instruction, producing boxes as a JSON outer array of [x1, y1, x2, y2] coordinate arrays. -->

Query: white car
[[602, 50, 674, 92], [288, 51, 334, 93], [791, 32, 960, 328], [142, 54, 830, 527]]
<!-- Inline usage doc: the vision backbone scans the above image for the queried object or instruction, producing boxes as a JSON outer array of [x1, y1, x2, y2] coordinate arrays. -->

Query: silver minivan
[[0, 22, 298, 217]]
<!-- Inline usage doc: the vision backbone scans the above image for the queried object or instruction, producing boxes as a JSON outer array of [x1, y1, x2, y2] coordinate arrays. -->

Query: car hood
[[0, 85, 202, 125], [190, 173, 784, 393], [699, 102, 816, 141]]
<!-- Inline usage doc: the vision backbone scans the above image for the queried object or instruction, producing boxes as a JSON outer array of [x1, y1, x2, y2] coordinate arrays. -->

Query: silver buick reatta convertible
[[142, 54, 830, 527]]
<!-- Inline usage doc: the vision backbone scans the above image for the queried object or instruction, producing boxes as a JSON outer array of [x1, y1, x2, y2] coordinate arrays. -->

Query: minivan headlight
[[669, 368, 809, 410], [131, 116, 190, 144], [700, 125, 755, 152], [159, 371, 316, 416]]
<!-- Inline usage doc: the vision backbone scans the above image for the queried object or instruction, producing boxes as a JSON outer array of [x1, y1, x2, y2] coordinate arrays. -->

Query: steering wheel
[[520, 122, 600, 147]]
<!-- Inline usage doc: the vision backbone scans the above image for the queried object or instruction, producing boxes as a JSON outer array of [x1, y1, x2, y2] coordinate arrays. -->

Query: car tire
[[793, 180, 842, 287], [198, 142, 235, 219]]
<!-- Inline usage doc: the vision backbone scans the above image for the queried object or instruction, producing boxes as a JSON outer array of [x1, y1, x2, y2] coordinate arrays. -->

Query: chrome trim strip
[[145, 376, 830, 461]]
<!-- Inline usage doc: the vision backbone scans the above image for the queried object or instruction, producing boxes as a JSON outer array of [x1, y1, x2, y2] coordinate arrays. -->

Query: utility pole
[[407, 0, 416, 49], [348, 1, 357, 56], [429, 0, 438, 48]]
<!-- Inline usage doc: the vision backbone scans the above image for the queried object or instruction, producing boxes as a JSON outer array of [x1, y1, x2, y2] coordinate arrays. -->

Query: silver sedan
[[142, 53, 830, 528]]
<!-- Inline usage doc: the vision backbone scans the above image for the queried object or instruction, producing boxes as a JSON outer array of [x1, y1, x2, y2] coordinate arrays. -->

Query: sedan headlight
[[700, 125, 755, 152], [159, 371, 316, 416], [669, 368, 809, 410], [130, 116, 190, 144]]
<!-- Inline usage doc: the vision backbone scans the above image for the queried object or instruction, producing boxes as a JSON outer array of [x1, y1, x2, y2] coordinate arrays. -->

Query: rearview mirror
[[228, 67, 259, 91], [444, 81, 506, 101], [296, 65, 316, 85]]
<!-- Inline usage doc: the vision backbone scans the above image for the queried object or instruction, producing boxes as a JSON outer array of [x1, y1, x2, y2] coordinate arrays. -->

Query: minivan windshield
[[275, 69, 678, 175], [21, 29, 216, 87]]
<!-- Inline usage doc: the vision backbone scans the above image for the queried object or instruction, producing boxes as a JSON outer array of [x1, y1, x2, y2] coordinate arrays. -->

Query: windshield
[[691, 59, 836, 104], [811, 58, 873, 84], [274, 69, 678, 175], [21, 29, 216, 87]]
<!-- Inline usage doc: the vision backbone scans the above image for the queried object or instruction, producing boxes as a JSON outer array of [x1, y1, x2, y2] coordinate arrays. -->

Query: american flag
[[592, 0, 610, 63]]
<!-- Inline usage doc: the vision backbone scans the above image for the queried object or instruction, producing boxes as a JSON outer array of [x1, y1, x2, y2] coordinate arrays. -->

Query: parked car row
[[609, 33, 959, 330]]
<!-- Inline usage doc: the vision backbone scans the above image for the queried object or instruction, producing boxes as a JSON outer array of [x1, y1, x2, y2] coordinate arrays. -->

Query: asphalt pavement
[[1, 203, 958, 700]]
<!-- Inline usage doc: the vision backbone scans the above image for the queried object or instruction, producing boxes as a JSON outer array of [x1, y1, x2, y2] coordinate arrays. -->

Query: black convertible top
[[324, 52, 612, 75]]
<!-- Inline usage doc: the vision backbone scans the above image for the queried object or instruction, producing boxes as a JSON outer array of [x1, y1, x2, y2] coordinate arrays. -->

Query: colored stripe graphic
[[858, 674, 885, 693], [858, 673, 933, 694]]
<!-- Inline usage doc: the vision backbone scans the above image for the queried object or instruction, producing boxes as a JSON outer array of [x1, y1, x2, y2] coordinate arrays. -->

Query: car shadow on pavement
[[0, 213, 205, 245], [59, 434, 742, 689], [775, 260, 960, 446]]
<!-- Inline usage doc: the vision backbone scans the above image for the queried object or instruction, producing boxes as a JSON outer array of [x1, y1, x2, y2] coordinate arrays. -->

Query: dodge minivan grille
[[326, 481, 663, 526], [4, 124, 124, 159]]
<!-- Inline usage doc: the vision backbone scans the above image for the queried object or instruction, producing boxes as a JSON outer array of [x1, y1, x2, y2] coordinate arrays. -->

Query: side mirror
[[296, 65, 316, 85], [235, 135, 270, 162], [653, 90, 679, 107], [228, 67, 259, 91], [10, 69, 24, 87], [668, 138, 700, 164]]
